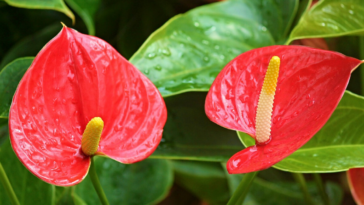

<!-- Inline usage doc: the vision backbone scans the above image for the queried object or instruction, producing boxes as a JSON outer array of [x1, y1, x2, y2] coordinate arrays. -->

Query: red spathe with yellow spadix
[[205, 45, 362, 174], [9, 26, 167, 186]]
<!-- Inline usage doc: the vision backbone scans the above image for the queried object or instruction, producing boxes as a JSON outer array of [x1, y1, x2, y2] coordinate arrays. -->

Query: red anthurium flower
[[205, 45, 362, 174], [9, 26, 167, 186], [348, 168, 364, 205]]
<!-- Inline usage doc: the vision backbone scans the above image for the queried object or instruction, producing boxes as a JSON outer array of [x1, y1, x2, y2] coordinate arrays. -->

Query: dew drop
[[143, 70, 150, 74], [155, 65, 162, 71], [162, 48, 171, 56], [194, 22, 200, 27], [147, 53, 156, 59]]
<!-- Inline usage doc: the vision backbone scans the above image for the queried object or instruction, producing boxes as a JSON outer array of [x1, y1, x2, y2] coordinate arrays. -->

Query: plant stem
[[89, 157, 109, 205], [359, 36, 364, 95], [227, 172, 258, 205], [292, 173, 314, 205], [313, 173, 330, 205], [0, 163, 20, 205]]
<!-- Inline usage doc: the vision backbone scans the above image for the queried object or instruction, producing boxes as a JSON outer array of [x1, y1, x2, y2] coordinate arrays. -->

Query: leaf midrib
[[294, 144, 364, 153]]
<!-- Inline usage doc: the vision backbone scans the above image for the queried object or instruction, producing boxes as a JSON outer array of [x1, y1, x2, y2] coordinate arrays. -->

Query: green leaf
[[65, 0, 100, 35], [172, 160, 230, 205], [239, 91, 364, 172], [0, 138, 55, 205], [0, 24, 60, 70], [130, 0, 298, 97], [0, 57, 33, 118], [4, 0, 75, 23], [54, 187, 75, 205], [224, 170, 343, 205], [0, 119, 8, 146], [151, 92, 244, 161], [288, 0, 364, 42], [74, 157, 173, 205], [246, 179, 342, 205]]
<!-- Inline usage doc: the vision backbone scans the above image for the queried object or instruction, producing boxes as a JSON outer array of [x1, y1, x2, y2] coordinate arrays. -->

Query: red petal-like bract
[[205, 45, 362, 174], [9, 27, 167, 186], [348, 168, 364, 205]]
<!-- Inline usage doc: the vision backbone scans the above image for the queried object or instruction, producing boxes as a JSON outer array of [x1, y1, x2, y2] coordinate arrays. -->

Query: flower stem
[[227, 171, 258, 205], [313, 173, 330, 205], [0, 163, 20, 205], [89, 157, 109, 205], [292, 173, 314, 205], [359, 36, 364, 95]]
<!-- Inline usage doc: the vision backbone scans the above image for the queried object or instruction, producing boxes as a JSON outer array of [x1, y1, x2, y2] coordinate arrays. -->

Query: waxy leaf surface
[[0, 57, 33, 118], [4, 0, 75, 22], [9, 27, 167, 186], [289, 0, 364, 42], [348, 168, 364, 205], [130, 0, 297, 97], [74, 157, 173, 205], [151, 92, 244, 161], [205, 45, 362, 174], [240, 91, 364, 172]]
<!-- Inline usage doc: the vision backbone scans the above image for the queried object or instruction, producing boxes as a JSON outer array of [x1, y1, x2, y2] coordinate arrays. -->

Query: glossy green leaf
[[151, 92, 244, 161], [0, 24, 60, 69], [65, 0, 100, 35], [74, 157, 173, 205], [288, 0, 364, 42], [0, 139, 54, 205], [172, 160, 230, 205], [0, 57, 33, 118], [130, 0, 298, 97], [4, 0, 74, 23], [239, 91, 364, 172]]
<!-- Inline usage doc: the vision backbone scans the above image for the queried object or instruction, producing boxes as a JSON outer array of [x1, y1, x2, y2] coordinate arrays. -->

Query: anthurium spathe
[[348, 168, 364, 205], [205, 45, 362, 174], [8, 26, 167, 186]]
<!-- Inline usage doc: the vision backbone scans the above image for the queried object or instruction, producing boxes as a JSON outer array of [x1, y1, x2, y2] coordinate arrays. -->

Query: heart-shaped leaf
[[347, 168, 364, 205], [64, 0, 100, 35], [151, 92, 244, 161], [4, 0, 75, 23], [73, 157, 173, 205], [0, 138, 54, 205], [0, 57, 33, 118], [239, 91, 364, 172], [205, 45, 362, 173], [130, 0, 298, 97], [288, 0, 364, 42]]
